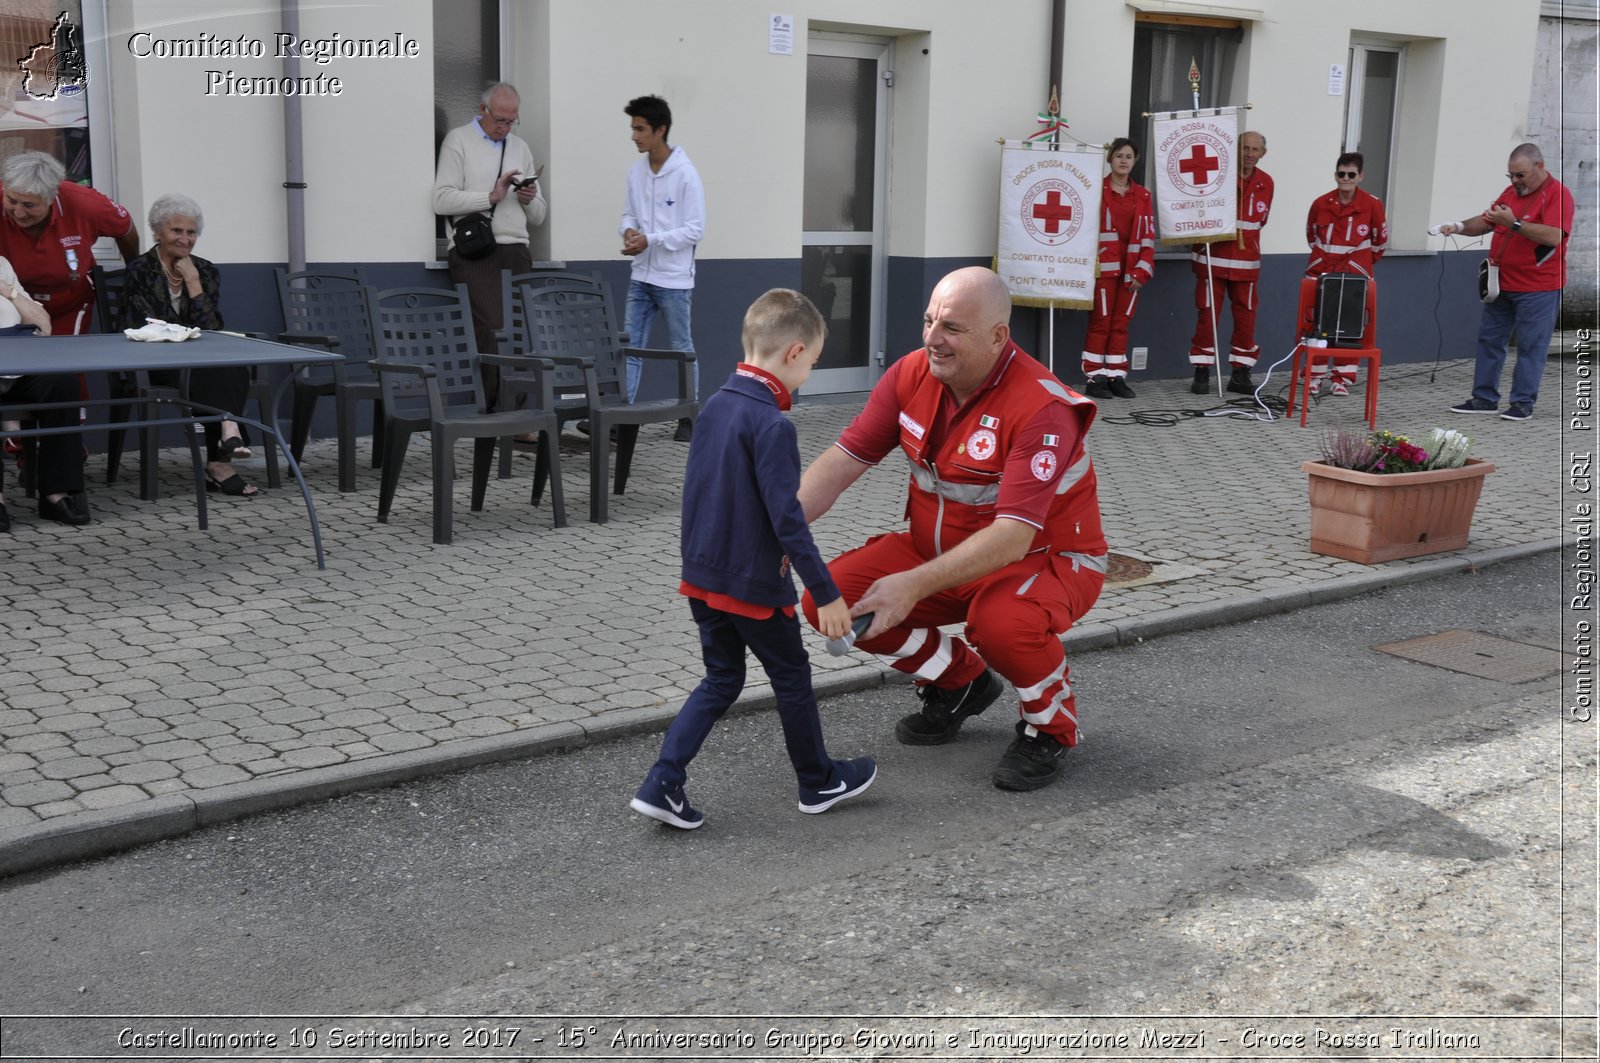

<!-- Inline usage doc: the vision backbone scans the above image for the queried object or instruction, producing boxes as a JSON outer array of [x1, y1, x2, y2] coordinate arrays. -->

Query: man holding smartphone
[[433, 81, 547, 407]]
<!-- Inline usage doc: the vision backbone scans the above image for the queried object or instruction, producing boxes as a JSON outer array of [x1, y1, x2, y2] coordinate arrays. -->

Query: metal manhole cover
[[1374, 629, 1563, 683], [1106, 552, 1154, 585]]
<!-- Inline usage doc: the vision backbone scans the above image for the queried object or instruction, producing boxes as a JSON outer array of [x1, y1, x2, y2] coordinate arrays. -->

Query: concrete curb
[[0, 537, 1563, 880]]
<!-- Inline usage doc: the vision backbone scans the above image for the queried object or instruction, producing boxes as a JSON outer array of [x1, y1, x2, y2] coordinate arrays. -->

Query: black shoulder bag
[[451, 139, 505, 260]]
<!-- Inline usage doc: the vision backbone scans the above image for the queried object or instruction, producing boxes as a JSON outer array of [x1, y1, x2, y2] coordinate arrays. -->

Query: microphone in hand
[[825, 613, 875, 656]]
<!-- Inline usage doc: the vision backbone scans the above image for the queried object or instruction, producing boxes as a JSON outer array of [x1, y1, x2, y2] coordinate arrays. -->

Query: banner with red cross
[[1150, 109, 1239, 246], [995, 142, 1102, 309]]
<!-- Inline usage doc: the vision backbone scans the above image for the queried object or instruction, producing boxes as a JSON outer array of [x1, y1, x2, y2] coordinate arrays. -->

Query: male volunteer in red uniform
[[1189, 129, 1273, 395], [798, 267, 1106, 791]]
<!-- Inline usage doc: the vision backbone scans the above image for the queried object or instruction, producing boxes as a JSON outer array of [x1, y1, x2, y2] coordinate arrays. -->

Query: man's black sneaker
[[1449, 398, 1497, 414], [991, 722, 1068, 791], [1108, 377, 1136, 398], [1189, 368, 1210, 395], [1225, 369, 1256, 394], [1500, 403, 1533, 421], [895, 668, 1003, 745], [1082, 379, 1113, 399]]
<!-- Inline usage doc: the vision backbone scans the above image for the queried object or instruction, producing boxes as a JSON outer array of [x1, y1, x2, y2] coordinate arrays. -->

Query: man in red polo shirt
[[0, 151, 139, 336], [1443, 142, 1575, 421], [798, 267, 1106, 792]]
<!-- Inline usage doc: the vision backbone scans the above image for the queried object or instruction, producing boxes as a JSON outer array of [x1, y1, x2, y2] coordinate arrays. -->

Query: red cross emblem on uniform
[[1178, 143, 1220, 186], [967, 428, 997, 461], [1030, 449, 1058, 481], [1030, 190, 1073, 234]]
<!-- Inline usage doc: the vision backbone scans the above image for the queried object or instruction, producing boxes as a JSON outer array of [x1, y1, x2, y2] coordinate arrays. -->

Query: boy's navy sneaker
[[798, 756, 877, 814], [629, 776, 704, 829], [1450, 398, 1498, 414], [991, 722, 1069, 791], [1500, 403, 1533, 421], [895, 667, 1003, 745]]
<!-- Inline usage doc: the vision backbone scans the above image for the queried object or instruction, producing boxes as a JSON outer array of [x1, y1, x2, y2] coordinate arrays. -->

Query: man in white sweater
[[433, 82, 547, 406], [620, 94, 704, 441]]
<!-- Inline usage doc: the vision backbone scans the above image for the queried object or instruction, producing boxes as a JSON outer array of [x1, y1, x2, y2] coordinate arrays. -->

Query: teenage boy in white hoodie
[[620, 94, 704, 441]]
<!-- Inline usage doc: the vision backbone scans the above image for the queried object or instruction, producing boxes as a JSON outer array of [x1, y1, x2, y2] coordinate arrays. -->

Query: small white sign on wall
[[1328, 63, 1346, 96], [769, 14, 794, 55]]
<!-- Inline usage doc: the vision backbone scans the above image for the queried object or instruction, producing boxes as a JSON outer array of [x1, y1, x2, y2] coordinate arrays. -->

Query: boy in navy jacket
[[630, 290, 876, 829]]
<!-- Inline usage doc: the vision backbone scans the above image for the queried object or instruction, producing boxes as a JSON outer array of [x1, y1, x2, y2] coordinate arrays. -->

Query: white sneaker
[[1308, 377, 1323, 396], [1330, 379, 1350, 396]]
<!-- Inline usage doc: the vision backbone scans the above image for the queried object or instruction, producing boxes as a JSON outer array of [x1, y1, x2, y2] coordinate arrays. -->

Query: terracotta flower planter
[[1301, 457, 1495, 564]]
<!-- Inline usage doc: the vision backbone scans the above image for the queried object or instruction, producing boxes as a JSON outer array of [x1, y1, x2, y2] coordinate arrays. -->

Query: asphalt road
[[0, 550, 1591, 1061]]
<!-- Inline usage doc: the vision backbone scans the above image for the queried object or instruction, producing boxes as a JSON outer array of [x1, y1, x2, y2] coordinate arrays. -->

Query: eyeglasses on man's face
[[1335, 170, 1359, 179], [484, 109, 519, 128], [1506, 169, 1532, 180]]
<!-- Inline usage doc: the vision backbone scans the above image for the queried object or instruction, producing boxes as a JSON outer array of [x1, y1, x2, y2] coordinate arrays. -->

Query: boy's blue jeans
[[624, 280, 698, 404], [648, 598, 833, 790]]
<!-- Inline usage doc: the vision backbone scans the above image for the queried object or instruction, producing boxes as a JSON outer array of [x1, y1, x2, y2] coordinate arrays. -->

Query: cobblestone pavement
[[0, 356, 1575, 873]]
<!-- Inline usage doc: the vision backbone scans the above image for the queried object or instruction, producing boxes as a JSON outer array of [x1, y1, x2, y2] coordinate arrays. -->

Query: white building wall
[[105, 0, 435, 264], [1531, 4, 1597, 318], [512, 0, 1541, 266], [519, 0, 1050, 266], [85, 0, 1558, 274]]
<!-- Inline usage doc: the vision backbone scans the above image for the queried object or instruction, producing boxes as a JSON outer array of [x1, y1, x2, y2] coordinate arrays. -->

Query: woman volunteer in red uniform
[[1081, 138, 1155, 400], [0, 151, 140, 336], [1304, 151, 1387, 394]]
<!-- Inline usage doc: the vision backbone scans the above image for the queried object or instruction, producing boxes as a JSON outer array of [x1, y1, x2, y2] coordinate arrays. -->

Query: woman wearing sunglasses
[[1304, 152, 1388, 395]]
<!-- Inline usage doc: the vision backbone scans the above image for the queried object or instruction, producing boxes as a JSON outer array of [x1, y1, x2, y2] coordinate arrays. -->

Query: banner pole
[[1048, 306, 1055, 377], [1205, 243, 1223, 397]]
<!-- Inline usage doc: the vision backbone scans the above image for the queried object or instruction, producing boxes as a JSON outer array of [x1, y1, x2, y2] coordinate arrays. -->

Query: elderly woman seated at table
[[122, 193, 258, 497], [0, 254, 90, 531]]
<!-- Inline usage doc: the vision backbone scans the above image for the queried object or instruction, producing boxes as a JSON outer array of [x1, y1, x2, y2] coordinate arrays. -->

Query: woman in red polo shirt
[[0, 151, 139, 336]]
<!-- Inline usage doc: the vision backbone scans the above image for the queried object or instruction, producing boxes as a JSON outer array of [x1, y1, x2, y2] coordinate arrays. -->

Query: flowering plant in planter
[[1316, 426, 1473, 475], [1304, 427, 1491, 564]]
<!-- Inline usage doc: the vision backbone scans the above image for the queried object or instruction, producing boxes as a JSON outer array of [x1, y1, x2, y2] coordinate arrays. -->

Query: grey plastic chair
[[365, 284, 565, 543], [494, 268, 609, 479], [276, 266, 383, 493], [519, 283, 696, 523]]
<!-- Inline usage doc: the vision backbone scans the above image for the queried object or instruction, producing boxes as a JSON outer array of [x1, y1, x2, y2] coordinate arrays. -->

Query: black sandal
[[205, 472, 258, 497], [217, 436, 252, 459]]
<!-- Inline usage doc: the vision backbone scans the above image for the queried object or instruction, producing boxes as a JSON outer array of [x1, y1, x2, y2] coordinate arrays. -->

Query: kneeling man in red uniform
[[799, 267, 1106, 790]]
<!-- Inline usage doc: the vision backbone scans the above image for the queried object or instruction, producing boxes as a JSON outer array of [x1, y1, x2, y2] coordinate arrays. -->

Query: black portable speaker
[[1313, 273, 1368, 348]]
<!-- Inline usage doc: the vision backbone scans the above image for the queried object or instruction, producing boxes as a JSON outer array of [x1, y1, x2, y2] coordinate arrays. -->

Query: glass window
[[1344, 43, 1403, 204], [0, 2, 92, 184], [432, 0, 500, 243], [1126, 18, 1243, 189]]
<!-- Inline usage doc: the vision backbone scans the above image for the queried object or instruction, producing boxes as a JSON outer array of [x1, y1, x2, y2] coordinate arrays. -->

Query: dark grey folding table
[[0, 331, 343, 568]]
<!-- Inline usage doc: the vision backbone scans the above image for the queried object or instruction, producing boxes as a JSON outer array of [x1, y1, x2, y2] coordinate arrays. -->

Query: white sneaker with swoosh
[[798, 756, 878, 814]]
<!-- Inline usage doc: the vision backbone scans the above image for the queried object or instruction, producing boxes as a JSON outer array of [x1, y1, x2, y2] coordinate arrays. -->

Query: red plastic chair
[[1286, 276, 1380, 428]]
